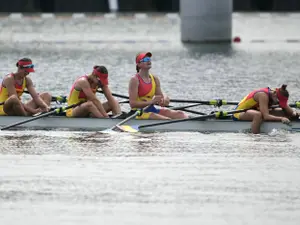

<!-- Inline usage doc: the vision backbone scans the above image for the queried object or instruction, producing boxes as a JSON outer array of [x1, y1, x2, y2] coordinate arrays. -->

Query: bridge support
[[180, 0, 232, 43]]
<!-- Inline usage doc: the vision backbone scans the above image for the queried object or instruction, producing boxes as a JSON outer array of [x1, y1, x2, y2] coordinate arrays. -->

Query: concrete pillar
[[180, 0, 232, 43]]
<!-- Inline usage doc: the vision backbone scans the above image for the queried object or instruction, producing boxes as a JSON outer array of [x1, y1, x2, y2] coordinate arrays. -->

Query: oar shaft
[[169, 103, 206, 115], [1, 101, 84, 130], [24, 90, 67, 103], [169, 103, 203, 110], [170, 99, 239, 105], [97, 90, 207, 115], [97, 90, 129, 99], [112, 104, 153, 130], [138, 109, 247, 129]]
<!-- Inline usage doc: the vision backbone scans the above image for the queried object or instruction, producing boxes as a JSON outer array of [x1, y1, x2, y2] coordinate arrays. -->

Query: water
[[1, 13, 300, 225]]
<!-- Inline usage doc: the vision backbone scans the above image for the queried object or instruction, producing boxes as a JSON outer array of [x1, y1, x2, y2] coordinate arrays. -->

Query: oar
[[289, 102, 300, 109], [0, 101, 85, 131], [169, 99, 238, 106], [118, 108, 249, 133], [97, 90, 207, 115], [24, 90, 67, 103], [0, 101, 4, 106], [169, 103, 206, 115], [102, 104, 153, 133], [97, 90, 128, 99]]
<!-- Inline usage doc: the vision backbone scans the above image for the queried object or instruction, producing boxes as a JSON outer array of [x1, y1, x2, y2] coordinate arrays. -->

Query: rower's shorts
[[66, 108, 73, 117], [232, 113, 240, 121], [0, 105, 7, 116], [135, 105, 161, 119], [232, 106, 240, 121]]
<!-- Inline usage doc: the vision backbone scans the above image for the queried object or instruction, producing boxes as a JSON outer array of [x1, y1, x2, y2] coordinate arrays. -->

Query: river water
[[0, 13, 300, 225]]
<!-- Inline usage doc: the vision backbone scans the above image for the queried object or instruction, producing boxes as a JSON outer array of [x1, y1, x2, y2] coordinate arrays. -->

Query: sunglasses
[[21, 64, 34, 69], [140, 57, 151, 63]]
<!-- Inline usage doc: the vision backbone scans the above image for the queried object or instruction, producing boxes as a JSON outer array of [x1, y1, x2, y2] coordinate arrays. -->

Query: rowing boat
[[0, 116, 299, 133]]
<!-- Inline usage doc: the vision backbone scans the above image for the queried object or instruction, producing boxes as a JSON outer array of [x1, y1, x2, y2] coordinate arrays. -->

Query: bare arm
[[258, 93, 285, 121], [26, 77, 48, 110], [4, 76, 19, 97], [79, 79, 108, 117], [101, 85, 115, 103], [153, 76, 169, 106], [129, 76, 152, 109], [4, 76, 28, 112], [282, 105, 295, 117]]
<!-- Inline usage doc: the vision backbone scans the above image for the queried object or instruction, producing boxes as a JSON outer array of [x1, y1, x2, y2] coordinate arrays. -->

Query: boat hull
[[0, 116, 299, 133]]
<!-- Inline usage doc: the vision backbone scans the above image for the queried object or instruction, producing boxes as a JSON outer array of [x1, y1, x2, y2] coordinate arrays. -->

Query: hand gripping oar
[[118, 108, 249, 133], [102, 104, 153, 133], [0, 101, 85, 131]]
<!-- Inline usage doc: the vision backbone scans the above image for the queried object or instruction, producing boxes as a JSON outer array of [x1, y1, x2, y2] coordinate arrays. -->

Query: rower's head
[[16, 58, 35, 76], [92, 65, 108, 87], [271, 84, 289, 108], [135, 52, 152, 72]]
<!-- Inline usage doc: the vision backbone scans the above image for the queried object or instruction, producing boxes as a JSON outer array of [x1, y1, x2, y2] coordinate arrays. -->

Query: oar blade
[[114, 125, 139, 133], [100, 125, 139, 133]]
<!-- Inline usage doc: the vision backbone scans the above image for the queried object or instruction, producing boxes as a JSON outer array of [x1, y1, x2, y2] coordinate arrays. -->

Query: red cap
[[93, 68, 108, 86], [276, 88, 288, 108], [18, 60, 35, 72], [136, 52, 152, 64]]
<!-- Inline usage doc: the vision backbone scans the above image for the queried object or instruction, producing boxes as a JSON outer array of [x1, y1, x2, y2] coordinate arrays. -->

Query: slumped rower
[[232, 85, 299, 134]]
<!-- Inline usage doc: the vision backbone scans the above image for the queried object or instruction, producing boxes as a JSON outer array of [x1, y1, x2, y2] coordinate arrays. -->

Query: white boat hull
[[0, 116, 299, 133]]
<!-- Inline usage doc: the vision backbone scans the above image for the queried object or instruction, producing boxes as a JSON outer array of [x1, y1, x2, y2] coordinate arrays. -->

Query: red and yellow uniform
[[66, 75, 97, 117], [0, 73, 26, 116], [133, 73, 160, 119], [232, 87, 271, 120]]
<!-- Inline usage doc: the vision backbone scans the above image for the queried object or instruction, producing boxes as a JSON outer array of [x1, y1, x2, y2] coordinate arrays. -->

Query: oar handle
[[0, 101, 84, 130]]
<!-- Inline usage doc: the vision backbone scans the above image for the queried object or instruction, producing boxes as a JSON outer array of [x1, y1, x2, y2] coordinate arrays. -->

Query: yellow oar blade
[[116, 125, 139, 133]]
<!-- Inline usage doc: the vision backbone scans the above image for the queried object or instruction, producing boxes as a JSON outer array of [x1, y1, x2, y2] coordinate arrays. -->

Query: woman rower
[[66, 65, 121, 118], [0, 58, 51, 116], [128, 52, 188, 120], [233, 84, 299, 134]]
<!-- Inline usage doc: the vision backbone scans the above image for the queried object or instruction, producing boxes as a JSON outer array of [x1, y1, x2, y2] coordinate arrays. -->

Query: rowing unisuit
[[132, 73, 160, 119], [0, 74, 26, 115], [66, 75, 97, 117], [233, 87, 271, 120]]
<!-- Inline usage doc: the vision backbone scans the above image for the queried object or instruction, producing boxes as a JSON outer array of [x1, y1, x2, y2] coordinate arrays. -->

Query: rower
[[66, 65, 121, 118], [128, 52, 188, 120], [0, 58, 51, 116], [232, 85, 299, 134]]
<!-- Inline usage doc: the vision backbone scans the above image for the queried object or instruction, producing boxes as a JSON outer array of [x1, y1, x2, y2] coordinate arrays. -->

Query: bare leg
[[71, 101, 104, 118], [102, 99, 122, 115], [3, 95, 27, 116], [25, 92, 52, 109], [148, 112, 170, 120], [159, 108, 189, 119], [239, 110, 263, 134]]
